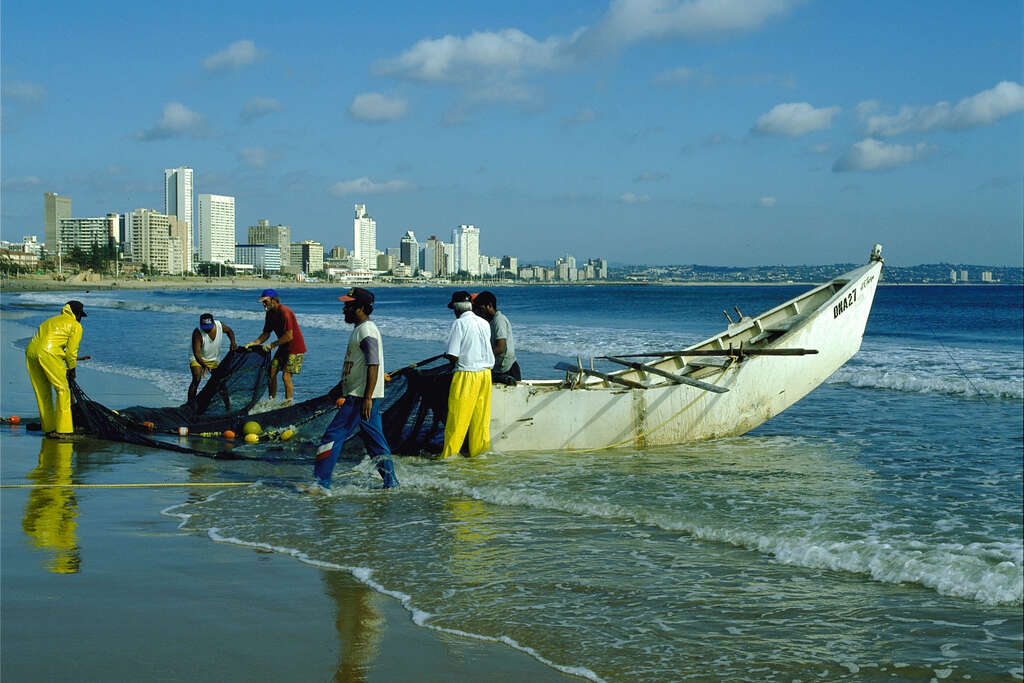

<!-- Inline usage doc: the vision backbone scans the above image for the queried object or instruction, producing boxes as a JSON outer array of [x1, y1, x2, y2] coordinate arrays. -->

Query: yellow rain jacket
[[25, 304, 83, 434]]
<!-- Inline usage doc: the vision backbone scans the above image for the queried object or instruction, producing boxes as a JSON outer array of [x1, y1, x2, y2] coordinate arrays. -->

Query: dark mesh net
[[67, 350, 455, 460]]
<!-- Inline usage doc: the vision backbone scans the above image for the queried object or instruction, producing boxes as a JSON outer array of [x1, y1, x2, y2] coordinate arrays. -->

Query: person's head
[[472, 290, 497, 320], [259, 288, 280, 311], [66, 300, 87, 322], [198, 313, 215, 331], [447, 290, 473, 317], [338, 287, 374, 324]]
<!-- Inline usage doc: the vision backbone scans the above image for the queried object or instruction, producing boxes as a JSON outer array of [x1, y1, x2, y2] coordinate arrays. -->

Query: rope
[[1, 482, 255, 489]]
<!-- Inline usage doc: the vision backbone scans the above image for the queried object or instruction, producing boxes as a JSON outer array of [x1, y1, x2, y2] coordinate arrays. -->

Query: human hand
[[361, 399, 372, 421]]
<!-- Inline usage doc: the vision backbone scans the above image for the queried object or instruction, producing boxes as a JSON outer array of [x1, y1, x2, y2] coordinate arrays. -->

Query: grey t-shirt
[[490, 311, 516, 373]]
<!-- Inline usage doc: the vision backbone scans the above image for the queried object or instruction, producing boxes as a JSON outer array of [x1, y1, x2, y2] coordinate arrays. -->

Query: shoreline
[[3, 274, 1014, 294]]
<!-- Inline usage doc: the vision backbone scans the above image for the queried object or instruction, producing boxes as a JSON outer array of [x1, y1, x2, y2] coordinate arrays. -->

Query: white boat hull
[[490, 258, 883, 452]]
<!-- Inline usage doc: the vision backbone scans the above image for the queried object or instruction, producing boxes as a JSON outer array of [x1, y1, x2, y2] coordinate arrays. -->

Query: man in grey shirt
[[473, 291, 520, 383]]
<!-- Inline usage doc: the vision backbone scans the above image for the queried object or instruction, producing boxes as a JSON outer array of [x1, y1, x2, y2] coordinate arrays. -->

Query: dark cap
[[66, 300, 87, 318], [447, 291, 473, 308], [199, 313, 215, 330], [338, 287, 374, 306], [259, 288, 278, 300]]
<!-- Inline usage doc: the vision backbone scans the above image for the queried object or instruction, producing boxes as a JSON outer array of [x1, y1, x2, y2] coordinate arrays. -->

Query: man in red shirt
[[250, 289, 307, 402]]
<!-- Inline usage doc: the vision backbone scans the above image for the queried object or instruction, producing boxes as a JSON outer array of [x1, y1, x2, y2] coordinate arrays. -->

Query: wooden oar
[[602, 357, 728, 394], [554, 362, 646, 390], [603, 348, 818, 358]]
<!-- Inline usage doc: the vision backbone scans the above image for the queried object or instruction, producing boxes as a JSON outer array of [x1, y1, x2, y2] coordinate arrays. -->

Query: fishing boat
[[489, 244, 885, 452]]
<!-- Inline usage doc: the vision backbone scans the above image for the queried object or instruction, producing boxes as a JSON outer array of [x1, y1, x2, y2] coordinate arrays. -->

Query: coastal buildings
[[163, 167, 194, 271], [290, 240, 324, 275], [423, 235, 447, 277], [197, 194, 235, 264], [130, 209, 188, 274], [43, 192, 71, 254], [235, 244, 281, 273], [353, 204, 376, 269], [57, 215, 118, 256], [400, 230, 418, 271], [452, 224, 480, 276], [248, 219, 291, 268]]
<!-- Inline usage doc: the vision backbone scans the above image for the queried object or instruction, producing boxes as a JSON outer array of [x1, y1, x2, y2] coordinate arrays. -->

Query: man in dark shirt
[[249, 288, 307, 402]]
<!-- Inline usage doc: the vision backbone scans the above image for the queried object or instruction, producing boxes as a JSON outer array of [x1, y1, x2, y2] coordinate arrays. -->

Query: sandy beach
[[0, 314, 575, 681]]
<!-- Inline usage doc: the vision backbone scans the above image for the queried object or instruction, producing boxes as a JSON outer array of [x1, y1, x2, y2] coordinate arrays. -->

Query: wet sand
[[0, 314, 576, 681]]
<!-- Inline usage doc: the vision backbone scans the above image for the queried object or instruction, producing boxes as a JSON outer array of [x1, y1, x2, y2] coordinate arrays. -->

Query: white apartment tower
[[452, 224, 480, 276], [198, 194, 236, 264], [164, 167, 194, 271], [353, 204, 376, 267]]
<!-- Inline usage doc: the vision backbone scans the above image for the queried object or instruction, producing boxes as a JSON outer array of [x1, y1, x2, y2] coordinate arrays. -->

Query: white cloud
[[1, 175, 43, 190], [861, 81, 1024, 137], [349, 93, 408, 122], [240, 97, 281, 123], [832, 138, 935, 172], [329, 177, 416, 196], [374, 29, 571, 83], [239, 147, 268, 168], [654, 66, 695, 85], [580, 0, 799, 52], [760, 196, 777, 207], [203, 40, 266, 71], [2, 80, 46, 102], [808, 143, 830, 154], [619, 192, 650, 204], [754, 102, 841, 137], [634, 170, 669, 182], [137, 102, 204, 140]]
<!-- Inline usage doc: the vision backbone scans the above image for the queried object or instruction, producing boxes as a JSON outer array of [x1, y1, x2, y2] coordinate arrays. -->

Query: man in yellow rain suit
[[440, 291, 494, 458], [25, 301, 86, 437]]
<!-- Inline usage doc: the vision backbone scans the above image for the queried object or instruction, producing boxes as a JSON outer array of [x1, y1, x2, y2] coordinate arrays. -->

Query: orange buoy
[[8, 415, 20, 424], [142, 421, 155, 430], [335, 397, 346, 406], [223, 430, 236, 439]]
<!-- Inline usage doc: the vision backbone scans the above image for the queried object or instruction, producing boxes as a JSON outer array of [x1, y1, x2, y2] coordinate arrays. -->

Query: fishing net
[[66, 348, 455, 460]]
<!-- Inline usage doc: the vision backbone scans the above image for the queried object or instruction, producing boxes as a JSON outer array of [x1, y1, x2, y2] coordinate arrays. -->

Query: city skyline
[[2, 1, 1022, 266]]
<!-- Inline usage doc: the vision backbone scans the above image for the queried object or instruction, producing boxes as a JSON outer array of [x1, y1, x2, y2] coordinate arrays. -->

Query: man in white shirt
[[312, 288, 398, 489], [441, 291, 495, 458]]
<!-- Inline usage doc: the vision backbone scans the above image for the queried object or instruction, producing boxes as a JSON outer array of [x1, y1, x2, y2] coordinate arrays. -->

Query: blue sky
[[2, 0, 1021, 266]]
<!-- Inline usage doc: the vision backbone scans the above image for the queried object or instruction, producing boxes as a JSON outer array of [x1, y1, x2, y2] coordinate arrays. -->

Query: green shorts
[[271, 353, 303, 375]]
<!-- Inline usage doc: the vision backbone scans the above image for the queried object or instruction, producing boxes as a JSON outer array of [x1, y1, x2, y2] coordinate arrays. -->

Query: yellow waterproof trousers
[[25, 344, 73, 434], [441, 369, 492, 458]]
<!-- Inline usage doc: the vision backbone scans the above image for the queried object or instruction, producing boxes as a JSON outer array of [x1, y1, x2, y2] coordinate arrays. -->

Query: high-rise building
[[130, 209, 188, 274], [500, 255, 518, 277], [290, 240, 324, 275], [248, 219, 291, 267], [452, 224, 480, 276], [423, 236, 447, 277], [57, 216, 118, 256], [330, 245, 347, 259], [235, 244, 281, 273], [353, 204, 376, 266], [44, 192, 72, 254], [198, 194, 236, 264], [164, 167, 194, 271], [400, 230, 418, 270]]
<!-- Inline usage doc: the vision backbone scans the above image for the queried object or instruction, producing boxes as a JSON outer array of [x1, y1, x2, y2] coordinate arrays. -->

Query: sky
[[2, 0, 1022, 266]]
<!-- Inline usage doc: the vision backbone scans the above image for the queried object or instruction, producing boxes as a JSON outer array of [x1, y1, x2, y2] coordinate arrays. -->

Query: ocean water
[[3, 281, 1022, 681]]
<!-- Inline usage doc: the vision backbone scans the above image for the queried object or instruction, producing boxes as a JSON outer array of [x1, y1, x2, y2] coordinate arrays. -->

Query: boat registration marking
[[833, 289, 857, 319]]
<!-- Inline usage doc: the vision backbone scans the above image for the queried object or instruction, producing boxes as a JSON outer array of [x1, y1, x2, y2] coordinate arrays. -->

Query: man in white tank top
[[188, 313, 237, 403]]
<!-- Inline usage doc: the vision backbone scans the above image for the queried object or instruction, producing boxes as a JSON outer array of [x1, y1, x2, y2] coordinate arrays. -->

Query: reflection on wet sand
[[322, 570, 385, 683], [22, 439, 80, 574]]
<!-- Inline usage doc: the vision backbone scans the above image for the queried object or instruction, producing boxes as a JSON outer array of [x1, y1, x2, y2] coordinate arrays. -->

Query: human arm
[[64, 322, 83, 370], [192, 329, 211, 368], [493, 338, 507, 356], [444, 319, 462, 365], [360, 335, 381, 420], [222, 323, 238, 351], [269, 329, 293, 351]]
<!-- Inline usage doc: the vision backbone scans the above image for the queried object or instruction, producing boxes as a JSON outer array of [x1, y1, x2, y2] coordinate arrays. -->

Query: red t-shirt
[[262, 304, 307, 355]]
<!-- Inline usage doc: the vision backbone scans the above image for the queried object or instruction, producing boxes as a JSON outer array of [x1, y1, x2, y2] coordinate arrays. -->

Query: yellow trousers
[[441, 369, 492, 458], [25, 344, 73, 434]]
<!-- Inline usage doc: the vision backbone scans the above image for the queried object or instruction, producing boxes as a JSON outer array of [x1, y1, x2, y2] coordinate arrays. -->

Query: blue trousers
[[313, 397, 397, 488]]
